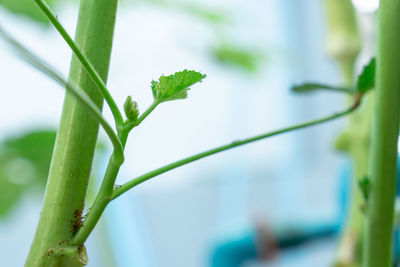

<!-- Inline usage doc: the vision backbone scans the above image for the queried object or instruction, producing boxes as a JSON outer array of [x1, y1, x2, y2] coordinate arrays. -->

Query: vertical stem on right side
[[363, 1, 400, 266]]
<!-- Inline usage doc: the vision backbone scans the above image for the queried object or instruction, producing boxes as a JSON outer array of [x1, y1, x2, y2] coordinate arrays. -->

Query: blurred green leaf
[[130, 0, 229, 24], [357, 58, 376, 94], [358, 175, 370, 201], [212, 44, 262, 72], [2, 130, 56, 182], [0, 129, 109, 218], [0, 130, 56, 217], [291, 83, 353, 94], [293, 58, 376, 97], [176, 3, 228, 23], [0, 174, 24, 216], [0, 0, 61, 24]]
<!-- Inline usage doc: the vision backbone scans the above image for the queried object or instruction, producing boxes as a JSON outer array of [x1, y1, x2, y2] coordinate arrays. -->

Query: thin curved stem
[[135, 101, 159, 127], [33, 0, 124, 127], [74, 95, 360, 245], [0, 27, 124, 164], [112, 96, 361, 199]]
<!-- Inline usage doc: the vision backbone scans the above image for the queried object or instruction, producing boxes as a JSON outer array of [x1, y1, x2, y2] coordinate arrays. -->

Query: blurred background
[[0, 0, 379, 266]]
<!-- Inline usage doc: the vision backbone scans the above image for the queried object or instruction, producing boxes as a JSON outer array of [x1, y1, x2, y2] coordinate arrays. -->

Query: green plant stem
[[0, 27, 124, 164], [119, 101, 159, 145], [72, 153, 121, 245], [135, 101, 159, 127], [363, 1, 400, 266], [319, 86, 353, 93], [25, 0, 119, 266], [112, 98, 361, 200], [32, 0, 124, 127], [73, 101, 159, 243]]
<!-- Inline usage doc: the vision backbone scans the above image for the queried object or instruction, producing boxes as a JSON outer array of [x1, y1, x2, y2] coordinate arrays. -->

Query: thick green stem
[[363, 1, 400, 266], [25, 0, 118, 266]]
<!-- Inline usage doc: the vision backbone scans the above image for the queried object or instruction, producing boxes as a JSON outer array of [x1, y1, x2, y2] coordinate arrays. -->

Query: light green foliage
[[212, 44, 262, 72], [124, 96, 139, 122], [292, 57, 376, 95], [0, 0, 61, 24], [357, 58, 376, 93], [292, 83, 353, 94], [132, 0, 229, 24], [151, 69, 206, 103], [0, 130, 56, 217], [178, 3, 228, 23]]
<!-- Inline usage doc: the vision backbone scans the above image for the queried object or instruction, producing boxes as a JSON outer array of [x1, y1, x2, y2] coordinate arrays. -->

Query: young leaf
[[358, 175, 371, 201], [292, 83, 353, 94], [151, 70, 206, 103], [124, 96, 139, 122], [357, 58, 376, 93]]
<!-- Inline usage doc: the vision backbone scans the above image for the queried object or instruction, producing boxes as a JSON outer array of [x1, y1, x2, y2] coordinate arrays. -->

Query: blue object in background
[[210, 229, 258, 267], [210, 223, 337, 267], [210, 155, 400, 267], [393, 156, 400, 266]]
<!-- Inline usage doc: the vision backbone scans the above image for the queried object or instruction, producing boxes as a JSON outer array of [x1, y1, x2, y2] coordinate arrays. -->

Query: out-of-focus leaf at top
[[291, 83, 354, 94], [174, 3, 229, 24], [0, 0, 61, 24], [130, 0, 229, 24], [0, 130, 56, 217], [212, 44, 263, 73]]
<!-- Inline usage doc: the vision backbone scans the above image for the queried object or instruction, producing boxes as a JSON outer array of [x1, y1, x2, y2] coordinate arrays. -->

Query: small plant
[[1, 0, 395, 267]]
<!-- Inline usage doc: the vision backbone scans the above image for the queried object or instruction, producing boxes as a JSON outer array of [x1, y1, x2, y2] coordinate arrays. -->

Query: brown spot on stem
[[47, 248, 54, 256], [71, 206, 84, 233]]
